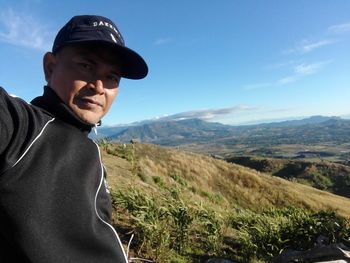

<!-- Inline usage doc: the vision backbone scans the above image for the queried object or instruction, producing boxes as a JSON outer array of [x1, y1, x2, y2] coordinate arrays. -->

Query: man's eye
[[79, 63, 93, 70], [107, 75, 120, 84]]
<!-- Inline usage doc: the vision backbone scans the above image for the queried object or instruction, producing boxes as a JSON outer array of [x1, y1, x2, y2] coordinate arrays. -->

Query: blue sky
[[0, 1, 349, 126]]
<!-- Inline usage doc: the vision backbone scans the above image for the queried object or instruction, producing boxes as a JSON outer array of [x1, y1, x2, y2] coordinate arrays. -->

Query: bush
[[112, 185, 350, 262], [111, 186, 228, 262], [111, 187, 171, 261], [152, 175, 165, 187], [230, 207, 350, 261], [168, 201, 194, 253], [195, 206, 224, 254], [104, 143, 135, 162], [169, 171, 188, 187]]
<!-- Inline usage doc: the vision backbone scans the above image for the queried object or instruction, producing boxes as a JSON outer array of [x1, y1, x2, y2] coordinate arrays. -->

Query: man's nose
[[88, 79, 105, 94]]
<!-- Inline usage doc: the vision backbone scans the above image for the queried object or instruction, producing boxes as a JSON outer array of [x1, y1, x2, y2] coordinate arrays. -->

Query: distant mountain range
[[250, 115, 342, 127], [93, 115, 350, 147]]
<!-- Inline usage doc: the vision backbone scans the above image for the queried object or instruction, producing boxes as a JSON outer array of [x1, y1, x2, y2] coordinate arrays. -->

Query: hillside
[[101, 142, 350, 262], [226, 156, 350, 198]]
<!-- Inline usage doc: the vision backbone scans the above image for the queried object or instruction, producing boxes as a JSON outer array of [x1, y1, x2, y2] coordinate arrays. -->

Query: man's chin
[[74, 110, 102, 125]]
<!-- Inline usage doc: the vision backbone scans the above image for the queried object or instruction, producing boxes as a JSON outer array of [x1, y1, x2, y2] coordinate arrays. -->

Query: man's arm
[[0, 87, 48, 174], [0, 87, 16, 156]]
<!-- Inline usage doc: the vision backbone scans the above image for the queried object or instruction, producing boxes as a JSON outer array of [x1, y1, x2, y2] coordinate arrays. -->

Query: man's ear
[[43, 52, 57, 83]]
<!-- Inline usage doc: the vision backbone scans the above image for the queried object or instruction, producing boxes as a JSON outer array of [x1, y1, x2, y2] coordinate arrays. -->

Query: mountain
[[91, 126, 127, 139], [105, 116, 350, 147], [342, 113, 350, 119], [108, 118, 234, 145], [94, 115, 343, 141], [221, 117, 350, 146], [254, 115, 341, 127]]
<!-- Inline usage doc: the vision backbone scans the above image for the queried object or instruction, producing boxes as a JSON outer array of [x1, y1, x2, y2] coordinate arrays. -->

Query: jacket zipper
[[93, 141, 129, 263]]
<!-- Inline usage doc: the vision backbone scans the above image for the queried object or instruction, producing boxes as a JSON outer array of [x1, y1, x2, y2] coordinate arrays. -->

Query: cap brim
[[115, 45, 148, 80]]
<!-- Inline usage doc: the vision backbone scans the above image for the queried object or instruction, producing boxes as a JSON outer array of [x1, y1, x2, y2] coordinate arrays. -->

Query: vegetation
[[101, 142, 350, 262], [226, 156, 350, 198], [229, 207, 350, 262]]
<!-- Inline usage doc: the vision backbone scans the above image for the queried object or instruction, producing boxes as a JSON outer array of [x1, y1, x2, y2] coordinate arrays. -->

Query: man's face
[[44, 44, 121, 124]]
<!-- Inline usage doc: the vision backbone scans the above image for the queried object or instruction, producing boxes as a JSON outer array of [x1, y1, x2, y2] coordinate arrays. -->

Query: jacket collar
[[31, 86, 95, 134]]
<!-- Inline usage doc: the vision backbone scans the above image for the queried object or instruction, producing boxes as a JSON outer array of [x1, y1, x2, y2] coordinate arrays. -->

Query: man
[[0, 15, 147, 262]]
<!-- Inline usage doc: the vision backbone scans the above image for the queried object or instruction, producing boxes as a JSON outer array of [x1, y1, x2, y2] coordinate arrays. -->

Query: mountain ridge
[[94, 115, 342, 140], [100, 115, 350, 146]]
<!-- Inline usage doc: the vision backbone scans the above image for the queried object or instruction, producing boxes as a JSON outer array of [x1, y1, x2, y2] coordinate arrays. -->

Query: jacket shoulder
[[0, 87, 54, 173]]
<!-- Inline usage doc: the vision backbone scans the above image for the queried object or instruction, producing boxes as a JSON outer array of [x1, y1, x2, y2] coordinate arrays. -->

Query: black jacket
[[0, 86, 128, 262]]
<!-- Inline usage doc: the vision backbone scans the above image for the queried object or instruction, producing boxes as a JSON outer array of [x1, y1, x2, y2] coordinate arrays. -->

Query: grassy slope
[[101, 142, 350, 262], [226, 156, 350, 198], [103, 143, 350, 218]]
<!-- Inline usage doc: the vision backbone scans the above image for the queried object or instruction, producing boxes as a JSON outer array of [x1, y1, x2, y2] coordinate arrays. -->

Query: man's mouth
[[78, 97, 103, 108]]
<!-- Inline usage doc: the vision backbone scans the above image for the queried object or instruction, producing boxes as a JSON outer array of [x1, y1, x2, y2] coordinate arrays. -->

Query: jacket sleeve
[[0, 87, 48, 174], [0, 87, 17, 154]]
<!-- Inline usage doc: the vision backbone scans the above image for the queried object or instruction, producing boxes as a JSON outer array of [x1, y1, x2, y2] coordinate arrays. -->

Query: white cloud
[[152, 106, 259, 122], [247, 60, 331, 88], [246, 21, 340, 90], [276, 60, 331, 86], [328, 22, 350, 34], [153, 37, 172, 46], [286, 39, 336, 54], [0, 8, 53, 51], [299, 39, 336, 53], [294, 61, 330, 75], [276, 76, 299, 85]]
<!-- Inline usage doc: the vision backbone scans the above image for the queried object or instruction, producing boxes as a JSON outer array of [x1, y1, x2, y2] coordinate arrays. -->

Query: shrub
[[195, 205, 224, 254], [169, 171, 188, 187], [168, 201, 194, 253], [111, 187, 171, 261], [105, 143, 135, 163], [189, 186, 197, 194], [230, 207, 350, 261], [152, 175, 165, 187]]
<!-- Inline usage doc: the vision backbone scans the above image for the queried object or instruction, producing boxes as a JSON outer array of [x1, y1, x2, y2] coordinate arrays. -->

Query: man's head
[[43, 15, 148, 124]]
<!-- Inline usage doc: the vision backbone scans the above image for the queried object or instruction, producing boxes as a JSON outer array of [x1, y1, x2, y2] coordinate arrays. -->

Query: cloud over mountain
[[153, 106, 258, 122]]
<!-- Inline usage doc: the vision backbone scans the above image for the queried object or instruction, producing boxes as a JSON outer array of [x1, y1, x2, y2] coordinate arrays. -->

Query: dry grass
[[100, 142, 350, 262], [102, 143, 350, 218]]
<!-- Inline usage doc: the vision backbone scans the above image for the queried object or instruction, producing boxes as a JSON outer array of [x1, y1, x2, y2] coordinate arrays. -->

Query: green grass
[[111, 184, 350, 262]]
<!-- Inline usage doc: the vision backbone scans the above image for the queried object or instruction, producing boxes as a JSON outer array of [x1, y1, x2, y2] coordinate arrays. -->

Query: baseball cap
[[52, 15, 148, 80]]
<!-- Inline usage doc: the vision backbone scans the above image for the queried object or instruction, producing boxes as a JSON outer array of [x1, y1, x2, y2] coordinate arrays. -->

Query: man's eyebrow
[[79, 52, 121, 77], [77, 53, 97, 64], [110, 69, 121, 76], [77, 51, 121, 75]]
